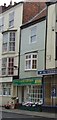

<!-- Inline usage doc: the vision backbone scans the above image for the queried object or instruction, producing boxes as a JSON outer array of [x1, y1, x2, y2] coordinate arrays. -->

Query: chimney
[[4, 3, 6, 7], [14, 2, 17, 5], [10, 0, 12, 6]]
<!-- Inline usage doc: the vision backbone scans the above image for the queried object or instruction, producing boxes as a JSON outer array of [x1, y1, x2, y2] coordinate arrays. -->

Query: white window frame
[[2, 83, 11, 96], [9, 32, 15, 51], [27, 85, 43, 103], [2, 57, 14, 76], [2, 58, 7, 75], [8, 57, 14, 75], [9, 11, 14, 28], [2, 32, 8, 53], [29, 26, 37, 44], [2, 31, 15, 53], [25, 53, 37, 71]]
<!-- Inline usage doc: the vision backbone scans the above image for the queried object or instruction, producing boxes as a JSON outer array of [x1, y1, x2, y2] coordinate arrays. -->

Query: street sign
[[38, 69, 57, 75]]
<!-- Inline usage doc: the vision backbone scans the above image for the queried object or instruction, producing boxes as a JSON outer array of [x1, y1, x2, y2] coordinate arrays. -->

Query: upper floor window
[[25, 53, 37, 70], [2, 33, 8, 53], [9, 32, 15, 51], [9, 12, 14, 28], [2, 31, 16, 53], [0, 17, 4, 32], [2, 57, 14, 76], [30, 26, 37, 43], [8, 57, 14, 75], [2, 58, 7, 75]]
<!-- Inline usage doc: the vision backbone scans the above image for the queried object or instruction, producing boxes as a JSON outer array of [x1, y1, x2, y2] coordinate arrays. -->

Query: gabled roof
[[21, 6, 47, 29], [23, 2, 46, 23], [0, 2, 47, 27]]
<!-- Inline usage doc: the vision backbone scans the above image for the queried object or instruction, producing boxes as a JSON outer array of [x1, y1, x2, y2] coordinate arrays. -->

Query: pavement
[[0, 107, 56, 119]]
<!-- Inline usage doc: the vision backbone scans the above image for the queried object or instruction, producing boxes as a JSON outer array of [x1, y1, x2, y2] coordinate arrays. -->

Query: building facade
[[13, 17, 46, 104], [0, 1, 44, 106], [0, 2, 23, 106], [43, 2, 57, 107]]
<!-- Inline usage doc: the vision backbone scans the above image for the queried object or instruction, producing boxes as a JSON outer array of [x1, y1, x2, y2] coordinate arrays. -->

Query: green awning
[[13, 77, 42, 86]]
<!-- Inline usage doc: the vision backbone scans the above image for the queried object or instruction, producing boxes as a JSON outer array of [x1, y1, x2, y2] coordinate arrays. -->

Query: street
[[1, 111, 55, 120]]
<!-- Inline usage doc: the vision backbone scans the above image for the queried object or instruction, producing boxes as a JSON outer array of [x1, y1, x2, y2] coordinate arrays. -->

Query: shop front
[[13, 77, 43, 104], [38, 69, 57, 112], [44, 75, 57, 106]]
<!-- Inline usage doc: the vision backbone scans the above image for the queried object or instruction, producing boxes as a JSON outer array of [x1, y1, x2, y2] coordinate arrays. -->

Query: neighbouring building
[[45, 2, 57, 107], [13, 10, 46, 104], [0, 1, 46, 106], [38, 2, 57, 110]]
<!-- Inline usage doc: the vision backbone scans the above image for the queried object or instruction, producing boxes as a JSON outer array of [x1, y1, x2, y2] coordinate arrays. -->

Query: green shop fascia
[[13, 77, 42, 86]]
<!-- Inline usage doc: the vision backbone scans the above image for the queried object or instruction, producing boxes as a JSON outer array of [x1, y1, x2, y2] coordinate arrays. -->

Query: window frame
[[2, 58, 7, 75], [9, 32, 15, 51], [25, 53, 37, 71], [2, 31, 16, 53], [26, 85, 43, 103], [8, 57, 14, 75], [2, 83, 11, 96], [9, 11, 14, 28], [2, 57, 14, 76], [29, 26, 37, 44], [2, 32, 8, 53]]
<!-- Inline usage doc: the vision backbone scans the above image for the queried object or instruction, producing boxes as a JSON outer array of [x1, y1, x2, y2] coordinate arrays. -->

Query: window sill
[[2, 95, 11, 97], [24, 69, 37, 72], [9, 26, 14, 29], [2, 51, 15, 55]]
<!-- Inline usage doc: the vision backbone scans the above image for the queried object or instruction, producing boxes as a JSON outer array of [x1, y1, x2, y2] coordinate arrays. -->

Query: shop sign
[[13, 77, 42, 86], [38, 69, 57, 75]]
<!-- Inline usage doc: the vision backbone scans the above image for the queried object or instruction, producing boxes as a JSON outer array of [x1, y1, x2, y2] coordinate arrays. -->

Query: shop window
[[27, 85, 43, 103], [2, 83, 11, 96], [25, 53, 37, 70]]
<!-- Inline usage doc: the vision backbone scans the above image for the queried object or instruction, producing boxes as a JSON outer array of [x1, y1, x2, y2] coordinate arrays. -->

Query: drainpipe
[[13, 28, 21, 98], [43, 2, 50, 105], [17, 28, 21, 97], [45, 3, 48, 70]]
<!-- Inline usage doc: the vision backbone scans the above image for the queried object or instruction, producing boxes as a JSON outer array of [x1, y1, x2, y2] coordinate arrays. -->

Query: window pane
[[2, 83, 11, 95], [2, 58, 7, 75], [30, 26, 36, 43], [25, 54, 37, 70], [9, 12, 14, 27], [2, 33, 8, 52], [9, 32, 15, 51], [27, 85, 43, 103], [31, 35, 36, 43], [8, 58, 14, 75], [32, 60, 37, 69]]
